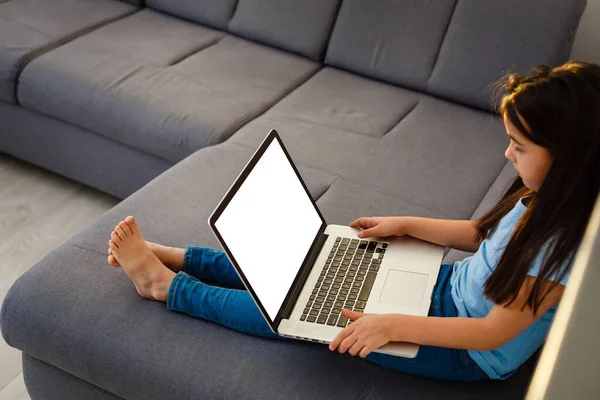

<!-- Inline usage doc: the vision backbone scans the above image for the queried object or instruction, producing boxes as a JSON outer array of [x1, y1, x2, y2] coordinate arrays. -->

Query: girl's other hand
[[349, 216, 408, 238], [329, 309, 392, 358]]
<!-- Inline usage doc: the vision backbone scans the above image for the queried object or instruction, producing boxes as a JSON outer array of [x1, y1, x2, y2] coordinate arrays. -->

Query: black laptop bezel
[[209, 129, 328, 333]]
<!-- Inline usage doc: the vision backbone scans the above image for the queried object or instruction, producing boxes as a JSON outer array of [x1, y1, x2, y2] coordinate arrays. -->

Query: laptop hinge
[[279, 231, 329, 321]]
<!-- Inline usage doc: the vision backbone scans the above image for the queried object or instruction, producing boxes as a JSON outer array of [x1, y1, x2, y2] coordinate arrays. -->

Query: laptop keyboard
[[300, 237, 388, 327]]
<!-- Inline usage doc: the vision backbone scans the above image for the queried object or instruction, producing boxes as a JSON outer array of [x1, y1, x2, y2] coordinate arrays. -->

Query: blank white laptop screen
[[214, 139, 322, 321]]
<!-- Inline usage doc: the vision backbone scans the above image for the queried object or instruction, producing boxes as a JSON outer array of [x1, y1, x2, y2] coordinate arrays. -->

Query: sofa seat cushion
[[228, 67, 510, 220], [0, 0, 136, 103], [18, 9, 319, 163], [1, 142, 530, 398]]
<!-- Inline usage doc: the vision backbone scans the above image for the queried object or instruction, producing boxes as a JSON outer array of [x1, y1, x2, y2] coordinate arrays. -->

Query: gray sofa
[[0, 0, 587, 398]]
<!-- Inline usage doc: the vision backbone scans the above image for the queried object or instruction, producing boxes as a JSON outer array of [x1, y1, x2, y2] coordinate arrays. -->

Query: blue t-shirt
[[450, 197, 571, 380]]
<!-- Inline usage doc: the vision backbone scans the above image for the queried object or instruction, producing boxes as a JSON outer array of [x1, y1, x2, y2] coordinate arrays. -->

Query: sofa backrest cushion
[[426, 0, 587, 111], [228, 0, 341, 61], [326, 0, 587, 111], [146, 0, 238, 30], [325, 0, 457, 92]]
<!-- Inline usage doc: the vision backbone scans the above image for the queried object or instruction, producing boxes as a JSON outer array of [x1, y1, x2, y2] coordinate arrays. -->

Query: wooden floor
[[0, 153, 119, 399]]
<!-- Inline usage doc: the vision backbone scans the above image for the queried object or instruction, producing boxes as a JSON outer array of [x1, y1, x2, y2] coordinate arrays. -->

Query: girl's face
[[503, 113, 553, 192]]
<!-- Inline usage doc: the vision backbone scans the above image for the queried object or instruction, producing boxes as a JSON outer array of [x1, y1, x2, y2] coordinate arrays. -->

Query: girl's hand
[[329, 309, 392, 358], [349, 216, 408, 238]]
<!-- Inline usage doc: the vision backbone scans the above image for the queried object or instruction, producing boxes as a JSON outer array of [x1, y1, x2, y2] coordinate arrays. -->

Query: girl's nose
[[505, 145, 514, 162]]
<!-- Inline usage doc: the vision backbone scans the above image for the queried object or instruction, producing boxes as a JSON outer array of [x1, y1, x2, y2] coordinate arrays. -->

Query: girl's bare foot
[[108, 241, 184, 272], [109, 216, 176, 302]]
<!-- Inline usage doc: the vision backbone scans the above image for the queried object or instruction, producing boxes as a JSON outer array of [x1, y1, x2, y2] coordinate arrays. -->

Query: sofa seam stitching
[[167, 35, 225, 66], [13, 8, 141, 105], [425, 0, 460, 87], [313, 175, 341, 203], [359, 368, 383, 400], [379, 98, 421, 140], [226, 0, 241, 28], [220, 64, 323, 142], [565, 0, 588, 59], [318, 0, 345, 62], [65, 243, 106, 258]]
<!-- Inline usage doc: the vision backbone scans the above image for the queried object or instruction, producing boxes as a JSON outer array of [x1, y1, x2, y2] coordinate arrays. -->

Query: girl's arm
[[387, 277, 565, 351], [403, 217, 481, 253]]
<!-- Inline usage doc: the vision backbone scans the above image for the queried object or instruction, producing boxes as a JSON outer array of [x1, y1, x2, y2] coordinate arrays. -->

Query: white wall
[[571, 0, 600, 64]]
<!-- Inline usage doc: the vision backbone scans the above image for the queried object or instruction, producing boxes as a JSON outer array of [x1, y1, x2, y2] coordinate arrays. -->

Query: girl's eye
[[510, 142, 522, 153]]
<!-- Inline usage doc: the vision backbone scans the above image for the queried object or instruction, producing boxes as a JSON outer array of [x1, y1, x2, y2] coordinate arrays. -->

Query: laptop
[[209, 130, 444, 357]]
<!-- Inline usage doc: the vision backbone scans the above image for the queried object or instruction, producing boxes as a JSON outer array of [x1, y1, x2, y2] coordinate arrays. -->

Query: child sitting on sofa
[[106, 61, 600, 381]]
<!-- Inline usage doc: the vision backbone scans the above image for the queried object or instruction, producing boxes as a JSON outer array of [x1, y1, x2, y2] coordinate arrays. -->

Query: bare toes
[[120, 220, 134, 236], [109, 239, 119, 250], [116, 224, 127, 239], [108, 255, 120, 267], [125, 216, 139, 235], [111, 231, 122, 243]]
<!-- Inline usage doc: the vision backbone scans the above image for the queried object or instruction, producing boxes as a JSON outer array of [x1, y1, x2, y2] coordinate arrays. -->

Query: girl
[[107, 61, 600, 382]]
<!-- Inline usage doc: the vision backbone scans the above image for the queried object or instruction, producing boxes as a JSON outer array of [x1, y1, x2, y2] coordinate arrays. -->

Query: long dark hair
[[476, 61, 600, 315]]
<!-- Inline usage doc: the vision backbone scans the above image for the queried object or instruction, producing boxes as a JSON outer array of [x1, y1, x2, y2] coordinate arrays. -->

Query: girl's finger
[[358, 228, 378, 238], [330, 325, 351, 351], [338, 331, 358, 354], [329, 334, 342, 351], [341, 308, 363, 320], [348, 340, 365, 357], [349, 217, 366, 228], [359, 345, 371, 359]]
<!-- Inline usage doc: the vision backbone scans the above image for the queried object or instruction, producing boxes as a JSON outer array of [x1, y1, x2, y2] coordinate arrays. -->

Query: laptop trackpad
[[379, 270, 429, 308]]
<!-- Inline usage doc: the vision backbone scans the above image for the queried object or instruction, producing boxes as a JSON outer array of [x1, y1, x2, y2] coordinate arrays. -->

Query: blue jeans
[[167, 246, 489, 382]]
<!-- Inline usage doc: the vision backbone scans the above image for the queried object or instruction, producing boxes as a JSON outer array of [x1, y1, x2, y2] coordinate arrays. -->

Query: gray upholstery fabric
[[468, 161, 519, 221], [23, 354, 122, 400], [229, 0, 341, 61], [427, 0, 588, 111], [325, 0, 457, 91], [229, 68, 509, 221], [314, 178, 448, 226], [366, 368, 532, 400], [258, 68, 422, 138], [0, 0, 136, 103], [0, 101, 171, 200], [325, 0, 587, 111], [52, 143, 340, 255], [18, 11, 319, 163], [146, 0, 237, 30], [443, 161, 518, 265], [1, 142, 531, 399]]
